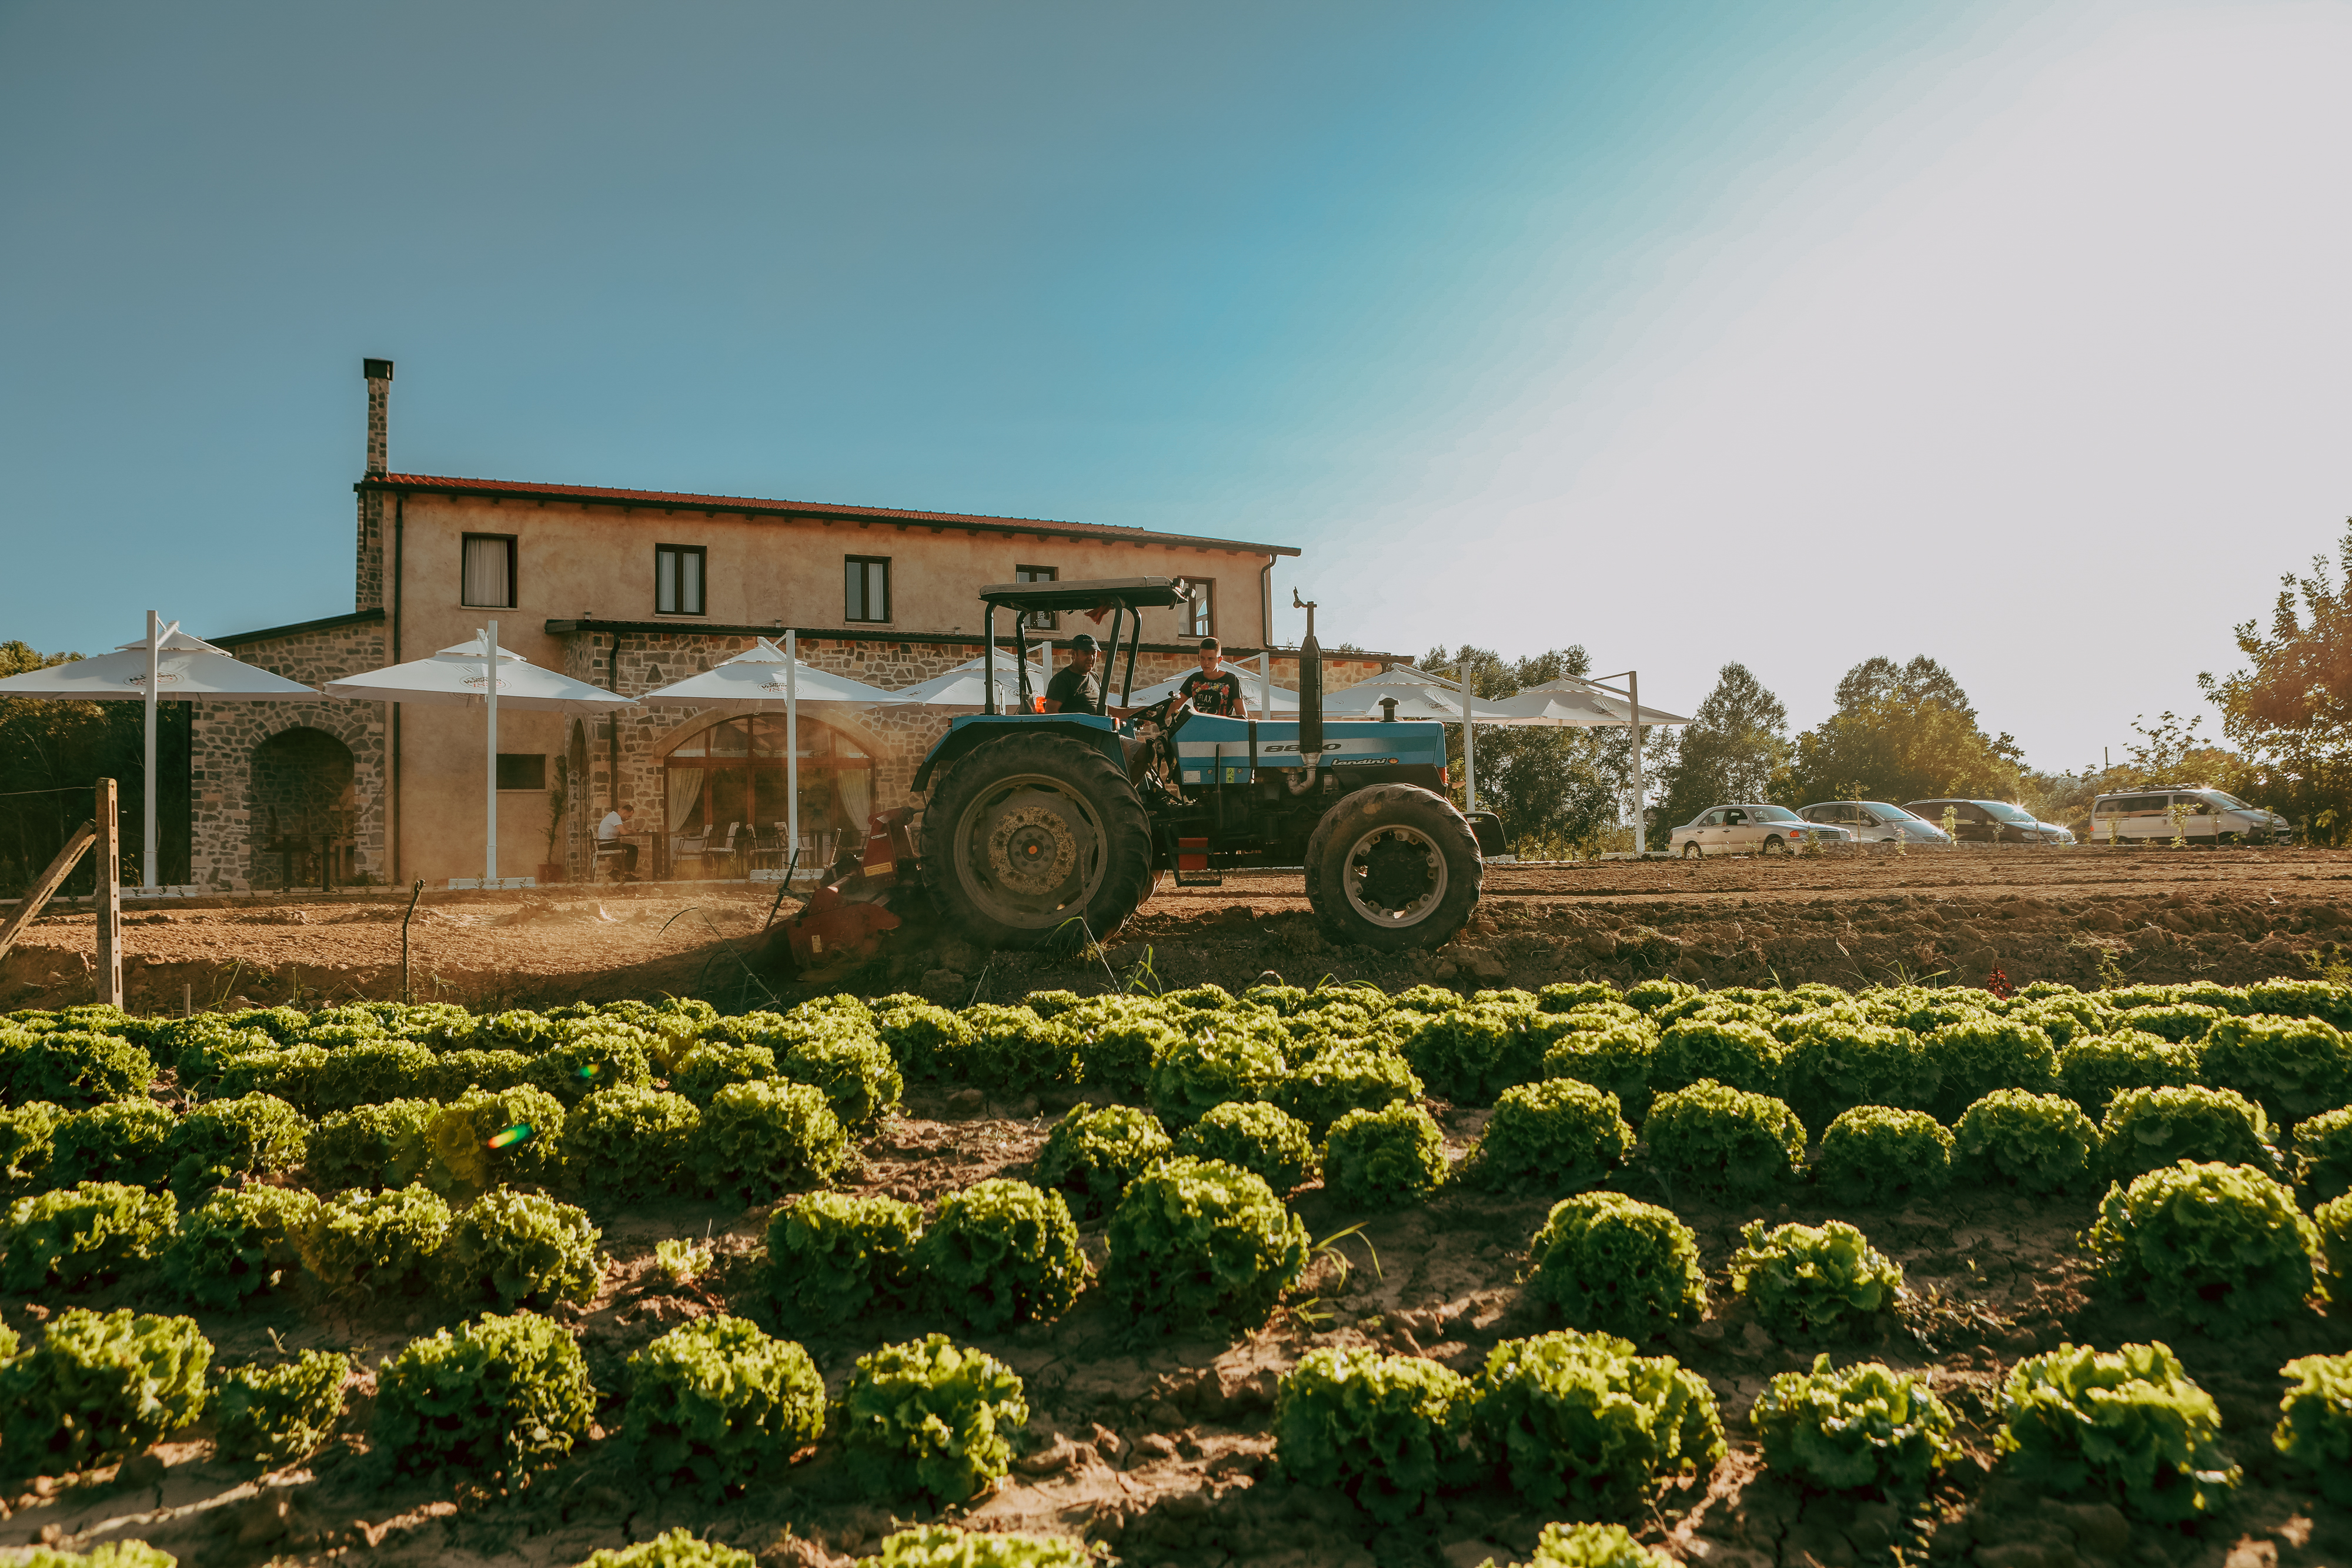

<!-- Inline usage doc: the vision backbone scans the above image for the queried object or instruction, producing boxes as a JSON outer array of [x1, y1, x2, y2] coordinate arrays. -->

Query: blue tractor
[[769, 577, 1501, 970]]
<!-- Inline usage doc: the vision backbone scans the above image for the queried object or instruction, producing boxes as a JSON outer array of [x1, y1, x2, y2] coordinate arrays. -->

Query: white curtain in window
[[681, 549, 703, 613], [463, 537, 511, 609], [666, 768, 706, 834], [836, 765, 872, 832]]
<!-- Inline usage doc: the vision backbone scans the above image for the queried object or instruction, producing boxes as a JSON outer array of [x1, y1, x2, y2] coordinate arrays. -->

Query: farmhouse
[[189, 361, 1386, 890]]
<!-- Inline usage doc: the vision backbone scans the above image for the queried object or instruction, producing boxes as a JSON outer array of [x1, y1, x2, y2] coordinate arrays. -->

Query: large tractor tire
[[1304, 783, 1483, 952], [922, 731, 1157, 952]]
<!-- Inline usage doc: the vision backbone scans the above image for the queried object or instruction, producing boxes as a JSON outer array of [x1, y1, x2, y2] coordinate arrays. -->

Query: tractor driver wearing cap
[[1041, 633, 1135, 717]]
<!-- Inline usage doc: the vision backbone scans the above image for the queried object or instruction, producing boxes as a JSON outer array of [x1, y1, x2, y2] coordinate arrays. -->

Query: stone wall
[[189, 619, 387, 891]]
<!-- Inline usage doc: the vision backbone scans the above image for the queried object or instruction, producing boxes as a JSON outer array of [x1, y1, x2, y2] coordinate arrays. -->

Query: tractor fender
[[913, 714, 1128, 793]]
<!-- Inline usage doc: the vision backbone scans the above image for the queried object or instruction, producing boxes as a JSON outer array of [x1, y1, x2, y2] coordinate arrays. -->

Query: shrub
[[2097, 1085, 2281, 1184], [2304, 1192, 2348, 1305], [163, 1094, 309, 1201], [690, 1079, 848, 1205], [915, 1179, 1085, 1332], [1952, 1090, 2096, 1194], [1147, 1024, 1287, 1125], [836, 1333, 1028, 1503], [562, 1086, 699, 1202], [1174, 1100, 1315, 1192], [305, 1098, 435, 1192], [2085, 1161, 2318, 1328], [1272, 1346, 1470, 1523], [668, 1042, 778, 1107], [1997, 1340, 2237, 1520], [311, 1040, 438, 1114], [2273, 1350, 2352, 1505], [211, 1350, 349, 1465], [2294, 1106, 2352, 1204], [1782, 1024, 1934, 1129], [623, 1314, 825, 1494], [1810, 1106, 1951, 1206], [1465, 1329, 1725, 1516], [574, 1532, 755, 1568], [297, 1185, 452, 1294], [7, 1031, 155, 1109], [426, 1048, 536, 1099], [215, 1044, 328, 1108], [960, 1004, 1075, 1094], [1541, 1025, 1658, 1119], [1526, 1192, 1706, 1339], [1322, 1102, 1446, 1208], [857, 1528, 1094, 1568], [48, 1100, 176, 1189], [162, 1186, 319, 1309], [0, 1308, 211, 1482], [1925, 1018, 2056, 1122], [1404, 1004, 1546, 1104], [531, 1032, 656, 1108], [1750, 1353, 1957, 1494], [435, 1188, 604, 1309], [1461, 1079, 1632, 1193], [1732, 1219, 1905, 1340], [373, 1311, 596, 1481], [2054, 1031, 2203, 1118], [775, 1034, 902, 1126], [1639, 1080, 1806, 1193], [1032, 1104, 1172, 1219], [767, 1192, 922, 1329], [875, 1002, 973, 1082], [1275, 1049, 1423, 1136], [2202, 1015, 2352, 1125], [2, 1181, 175, 1292], [424, 1085, 567, 1201], [1653, 1017, 1784, 1099], [1105, 1156, 1308, 1332], [0, 1099, 65, 1183]]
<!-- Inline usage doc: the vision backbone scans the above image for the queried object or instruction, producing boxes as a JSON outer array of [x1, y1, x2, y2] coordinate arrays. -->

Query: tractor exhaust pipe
[[1288, 590, 1322, 796]]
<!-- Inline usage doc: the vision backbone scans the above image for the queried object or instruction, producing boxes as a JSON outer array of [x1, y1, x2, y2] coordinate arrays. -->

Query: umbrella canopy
[[1322, 678, 1552, 725], [633, 638, 906, 710], [1122, 670, 1302, 712], [890, 653, 1052, 712], [1511, 677, 1690, 727]]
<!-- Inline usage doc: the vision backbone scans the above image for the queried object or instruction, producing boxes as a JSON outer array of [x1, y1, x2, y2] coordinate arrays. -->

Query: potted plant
[[539, 756, 569, 884]]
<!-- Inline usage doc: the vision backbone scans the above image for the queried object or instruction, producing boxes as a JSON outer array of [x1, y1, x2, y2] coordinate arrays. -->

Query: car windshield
[[1985, 803, 2036, 824], [1749, 805, 1802, 823], [2195, 790, 2252, 810]]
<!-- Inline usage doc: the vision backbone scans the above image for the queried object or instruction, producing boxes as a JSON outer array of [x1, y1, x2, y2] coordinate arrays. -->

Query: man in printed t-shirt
[[1177, 638, 1252, 718]]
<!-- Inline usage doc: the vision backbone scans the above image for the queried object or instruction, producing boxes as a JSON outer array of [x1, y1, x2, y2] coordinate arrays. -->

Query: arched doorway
[[661, 713, 877, 877], [250, 727, 358, 889]]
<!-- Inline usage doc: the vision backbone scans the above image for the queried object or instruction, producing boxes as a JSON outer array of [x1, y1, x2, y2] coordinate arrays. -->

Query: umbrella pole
[[1258, 651, 1270, 717], [485, 620, 499, 885], [1629, 670, 1645, 855], [786, 630, 799, 885], [1458, 658, 1476, 814], [143, 610, 159, 892]]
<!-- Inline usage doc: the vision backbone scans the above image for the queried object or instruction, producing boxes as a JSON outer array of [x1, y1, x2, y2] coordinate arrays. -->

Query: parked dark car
[[1904, 798, 2074, 845]]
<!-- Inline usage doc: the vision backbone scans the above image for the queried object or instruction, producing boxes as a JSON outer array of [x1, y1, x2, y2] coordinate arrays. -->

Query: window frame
[[844, 555, 893, 624], [654, 543, 708, 617], [1014, 564, 1058, 630], [460, 533, 518, 610], [1185, 579, 1214, 638]]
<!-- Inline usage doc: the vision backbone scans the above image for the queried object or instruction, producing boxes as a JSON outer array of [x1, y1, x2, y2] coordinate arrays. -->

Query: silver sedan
[[1670, 804, 1853, 858]]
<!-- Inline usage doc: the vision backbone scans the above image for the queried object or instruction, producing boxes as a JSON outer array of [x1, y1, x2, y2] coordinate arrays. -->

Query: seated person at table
[[597, 803, 639, 878]]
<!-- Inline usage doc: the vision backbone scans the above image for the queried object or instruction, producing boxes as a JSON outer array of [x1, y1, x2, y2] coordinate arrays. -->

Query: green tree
[[1786, 656, 2022, 808], [1651, 663, 1790, 833], [2200, 523, 2352, 841], [0, 640, 189, 893], [1420, 644, 1622, 855]]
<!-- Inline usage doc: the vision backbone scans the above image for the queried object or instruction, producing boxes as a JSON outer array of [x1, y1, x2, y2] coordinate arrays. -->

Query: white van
[[2087, 788, 2290, 845]]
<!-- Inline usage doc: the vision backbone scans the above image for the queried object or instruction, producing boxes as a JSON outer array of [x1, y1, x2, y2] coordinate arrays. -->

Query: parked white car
[[2087, 787, 2290, 845], [1798, 800, 1953, 845], [1670, 804, 1851, 858]]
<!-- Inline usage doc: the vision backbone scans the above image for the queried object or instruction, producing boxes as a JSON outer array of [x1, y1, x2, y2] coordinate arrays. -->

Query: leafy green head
[[2085, 1161, 2318, 1329], [913, 1178, 1086, 1334], [1639, 1079, 1807, 1194], [1732, 1219, 1906, 1340], [1273, 1345, 1472, 1524], [1464, 1328, 1724, 1517], [1105, 1155, 1308, 1334], [1033, 1102, 1173, 1220], [1173, 1099, 1316, 1192], [1996, 1340, 2237, 1521], [836, 1333, 1028, 1504], [1750, 1353, 1957, 1495], [1526, 1192, 1706, 1340], [1952, 1089, 2096, 1194], [768, 1191, 923, 1330], [1462, 1077, 1632, 1193], [1322, 1101, 1446, 1209]]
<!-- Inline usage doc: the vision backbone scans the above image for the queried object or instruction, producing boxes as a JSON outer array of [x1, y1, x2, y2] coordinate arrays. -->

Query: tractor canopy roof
[[978, 576, 1195, 614]]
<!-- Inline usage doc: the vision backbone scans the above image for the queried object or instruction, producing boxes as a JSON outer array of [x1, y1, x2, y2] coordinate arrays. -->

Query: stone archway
[[250, 727, 358, 889]]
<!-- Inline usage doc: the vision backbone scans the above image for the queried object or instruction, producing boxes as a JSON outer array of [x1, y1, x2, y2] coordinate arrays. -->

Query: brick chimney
[[356, 358, 393, 610]]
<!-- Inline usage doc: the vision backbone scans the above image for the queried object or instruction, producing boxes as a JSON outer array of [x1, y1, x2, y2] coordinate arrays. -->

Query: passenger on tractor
[[1177, 637, 1251, 718]]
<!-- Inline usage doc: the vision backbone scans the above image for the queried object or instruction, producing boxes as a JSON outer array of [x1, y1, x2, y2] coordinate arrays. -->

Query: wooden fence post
[[95, 778, 122, 1008]]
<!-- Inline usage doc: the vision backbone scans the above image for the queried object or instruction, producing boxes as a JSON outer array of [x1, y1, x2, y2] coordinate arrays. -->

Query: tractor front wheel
[[922, 731, 1156, 952], [1304, 783, 1482, 952]]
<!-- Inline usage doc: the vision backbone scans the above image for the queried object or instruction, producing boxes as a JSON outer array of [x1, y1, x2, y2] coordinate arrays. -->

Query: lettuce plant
[[1105, 1155, 1308, 1333], [874, 1002, 974, 1082], [0, 1099, 65, 1184], [305, 1099, 436, 1192], [1639, 1080, 1806, 1194], [1526, 1192, 1706, 1340], [216, 1044, 329, 1108], [1653, 1017, 1785, 1099], [423, 1084, 567, 1201], [2200, 1014, 2352, 1124], [6, 1031, 156, 1109], [669, 1041, 779, 1107], [5, 1543, 178, 1567], [2084, 1161, 2318, 1328], [562, 1086, 700, 1202], [2, 1181, 175, 1292], [530, 1032, 656, 1108], [48, 1100, 176, 1190], [2272, 1350, 2352, 1505], [1461, 1078, 1632, 1193], [162, 1185, 319, 1309], [1403, 1003, 1547, 1104], [426, 1047, 536, 1099], [1750, 1354, 1956, 1494], [836, 1333, 1028, 1503], [2053, 1031, 2202, 1118], [2114, 1003, 2223, 1044], [1464, 1329, 1724, 1516], [311, 1040, 439, 1114], [2294, 1106, 2352, 1205], [1273, 1345, 1471, 1523], [2311, 1192, 2350, 1305], [211, 1349, 350, 1465], [1471, 1523, 1672, 1568], [1782, 1023, 1935, 1129], [1536, 981, 1622, 1012], [776, 1034, 903, 1126], [1322, 1102, 1446, 1208], [1731, 1220, 1905, 1340], [1541, 1025, 1658, 1119], [1032, 1102, 1172, 1219], [623, 1314, 826, 1495], [914, 1178, 1085, 1332], [1058, 1002, 1180, 1100], [2096, 1085, 2281, 1184], [1172, 1099, 1316, 1192], [373, 1310, 596, 1482], [1996, 1340, 2237, 1521], [0, 1308, 211, 1482], [163, 1092, 309, 1202], [858, 1527, 1095, 1567], [690, 1078, 848, 1205], [1147, 1022, 1287, 1125], [768, 1192, 922, 1329], [1815, 1106, 1952, 1206], [434, 1188, 604, 1309], [1923, 1017, 2056, 1122], [1275, 1048, 1424, 1135], [576, 1531, 756, 1568], [296, 1184, 452, 1295], [960, 1004, 1077, 1093], [1952, 1090, 2096, 1194]]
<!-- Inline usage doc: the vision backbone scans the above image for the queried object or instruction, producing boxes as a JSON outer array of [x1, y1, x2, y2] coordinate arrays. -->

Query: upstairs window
[[1015, 564, 1057, 629], [845, 556, 891, 623], [1185, 579, 1214, 638], [462, 534, 516, 609], [656, 544, 706, 616]]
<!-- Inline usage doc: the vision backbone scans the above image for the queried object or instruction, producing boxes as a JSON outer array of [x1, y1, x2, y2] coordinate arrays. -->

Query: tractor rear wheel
[[1304, 783, 1482, 952], [922, 731, 1156, 952]]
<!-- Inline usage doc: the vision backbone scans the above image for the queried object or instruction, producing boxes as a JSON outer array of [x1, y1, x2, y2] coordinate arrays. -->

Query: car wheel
[[1761, 835, 1787, 857], [1680, 841, 1702, 860]]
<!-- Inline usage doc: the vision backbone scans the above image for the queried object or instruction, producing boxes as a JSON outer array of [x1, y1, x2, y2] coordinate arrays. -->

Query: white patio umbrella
[[321, 621, 635, 887], [1506, 674, 1690, 853], [0, 611, 318, 891], [890, 653, 1052, 713], [633, 635, 906, 873]]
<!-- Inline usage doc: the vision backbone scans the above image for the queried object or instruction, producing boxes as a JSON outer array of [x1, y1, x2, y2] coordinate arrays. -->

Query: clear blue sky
[[5, 1, 2348, 772]]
